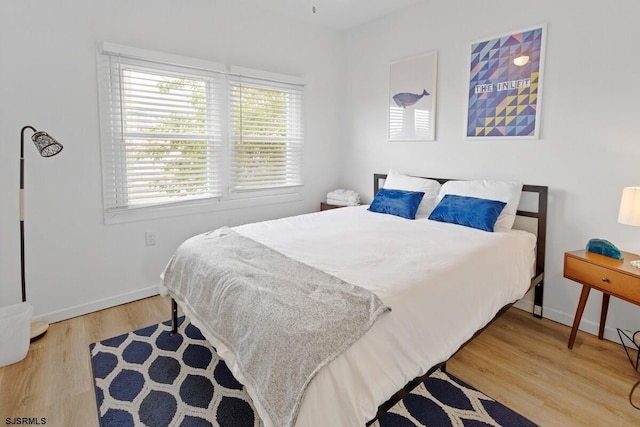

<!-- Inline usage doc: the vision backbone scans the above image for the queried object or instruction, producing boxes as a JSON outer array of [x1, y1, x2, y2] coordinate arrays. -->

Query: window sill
[[103, 191, 303, 224]]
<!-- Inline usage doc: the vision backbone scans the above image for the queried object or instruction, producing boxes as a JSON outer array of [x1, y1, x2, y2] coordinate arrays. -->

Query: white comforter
[[172, 205, 536, 426]]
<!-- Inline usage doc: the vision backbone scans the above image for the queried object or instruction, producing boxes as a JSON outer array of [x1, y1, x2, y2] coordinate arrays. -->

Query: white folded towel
[[326, 189, 360, 205]]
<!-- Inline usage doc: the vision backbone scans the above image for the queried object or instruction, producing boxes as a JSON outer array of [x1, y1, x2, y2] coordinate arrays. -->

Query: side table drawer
[[565, 256, 640, 303]]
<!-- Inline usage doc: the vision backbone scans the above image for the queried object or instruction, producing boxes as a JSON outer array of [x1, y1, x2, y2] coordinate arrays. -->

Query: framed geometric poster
[[388, 51, 438, 141], [465, 25, 546, 139]]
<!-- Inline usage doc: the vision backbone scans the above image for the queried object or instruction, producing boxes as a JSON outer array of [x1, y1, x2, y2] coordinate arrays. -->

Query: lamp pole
[[20, 125, 37, 303], [20, 125, 63, 341]]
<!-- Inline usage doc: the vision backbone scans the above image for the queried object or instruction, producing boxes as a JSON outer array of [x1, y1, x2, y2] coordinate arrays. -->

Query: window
[[97, 43, 304, 222], [229, 73, 303, 192]]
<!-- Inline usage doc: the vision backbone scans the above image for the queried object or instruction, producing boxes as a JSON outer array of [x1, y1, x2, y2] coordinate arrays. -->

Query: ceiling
[[232, 0, 426, 31]]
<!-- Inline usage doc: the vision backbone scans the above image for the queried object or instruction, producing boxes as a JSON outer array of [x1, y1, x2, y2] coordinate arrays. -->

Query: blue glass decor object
[[586, 238, 623, 260]]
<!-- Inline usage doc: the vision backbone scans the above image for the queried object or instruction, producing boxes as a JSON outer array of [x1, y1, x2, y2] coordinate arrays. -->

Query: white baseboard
[[539, 306, 623, 345], [515, 289, 622, 344], [32, 285, 161, 324], [513, 295, 534, 312]]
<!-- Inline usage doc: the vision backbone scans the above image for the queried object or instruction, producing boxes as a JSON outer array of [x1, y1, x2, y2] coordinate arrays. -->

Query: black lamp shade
[[31, 131, 63, 157]]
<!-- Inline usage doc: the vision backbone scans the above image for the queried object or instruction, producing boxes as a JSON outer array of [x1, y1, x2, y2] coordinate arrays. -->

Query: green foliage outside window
[[124, 71, 209, 200], [122, 70, 293, 202], [231, 84, 289, 189]]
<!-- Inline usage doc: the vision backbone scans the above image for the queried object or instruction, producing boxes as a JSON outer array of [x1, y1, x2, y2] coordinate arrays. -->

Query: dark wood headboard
[[373, 173, 548, 318]]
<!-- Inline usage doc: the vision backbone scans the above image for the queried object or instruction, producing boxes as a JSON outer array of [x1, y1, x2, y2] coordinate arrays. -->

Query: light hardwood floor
[[1, 296, 640, 426]]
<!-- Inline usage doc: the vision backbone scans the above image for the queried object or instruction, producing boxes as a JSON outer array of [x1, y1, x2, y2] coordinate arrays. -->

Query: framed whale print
[[388, 51, 438, 141], [465, 25, 547, 139]]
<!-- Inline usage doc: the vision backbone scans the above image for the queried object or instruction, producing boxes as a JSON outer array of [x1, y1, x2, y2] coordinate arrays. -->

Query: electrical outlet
[[145, 231, 157, 246]]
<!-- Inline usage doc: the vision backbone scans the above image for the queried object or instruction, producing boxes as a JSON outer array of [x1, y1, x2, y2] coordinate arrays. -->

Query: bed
[[161, 172, 548, 427]]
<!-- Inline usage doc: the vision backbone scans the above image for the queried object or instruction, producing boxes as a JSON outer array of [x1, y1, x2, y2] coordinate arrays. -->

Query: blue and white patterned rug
[[90, 317, 537, 427]]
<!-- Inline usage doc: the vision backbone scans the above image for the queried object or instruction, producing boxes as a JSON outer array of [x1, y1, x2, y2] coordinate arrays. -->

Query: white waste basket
[[0, 302, 33, 367]]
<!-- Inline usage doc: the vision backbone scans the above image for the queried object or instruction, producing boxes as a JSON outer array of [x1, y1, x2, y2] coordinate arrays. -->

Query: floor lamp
[[20, 125, 63, 342], [619, 186, 640, 268]]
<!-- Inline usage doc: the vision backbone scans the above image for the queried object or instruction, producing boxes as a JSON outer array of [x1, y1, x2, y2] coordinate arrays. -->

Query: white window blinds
[[229, 74, 304, 191], [97, 43, 304, 217]]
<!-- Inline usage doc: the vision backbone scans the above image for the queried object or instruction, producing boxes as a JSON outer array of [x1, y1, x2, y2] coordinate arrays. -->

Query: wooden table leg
[[599, 293, 610, 340], [568, 285, 591, 349]]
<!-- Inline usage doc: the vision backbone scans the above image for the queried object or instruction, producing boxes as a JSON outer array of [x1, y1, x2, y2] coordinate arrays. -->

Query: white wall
[[341, 0, 640, 341], [3, 0, 639, 344], [0, 0, 344, 321]]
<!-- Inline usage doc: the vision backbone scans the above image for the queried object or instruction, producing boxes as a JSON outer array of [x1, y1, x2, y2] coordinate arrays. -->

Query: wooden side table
[[320, 202, 345, 211], [564, 249, 640, 349]]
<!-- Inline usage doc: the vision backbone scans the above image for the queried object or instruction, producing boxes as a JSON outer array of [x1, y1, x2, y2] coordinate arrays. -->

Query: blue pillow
[[368, 188, 425, 219], [428, 194, 506, 232]]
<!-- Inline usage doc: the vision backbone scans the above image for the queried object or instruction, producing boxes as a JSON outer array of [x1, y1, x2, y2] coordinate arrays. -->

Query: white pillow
[[383, 170, 442, 218], [434, 180, 523, 231]]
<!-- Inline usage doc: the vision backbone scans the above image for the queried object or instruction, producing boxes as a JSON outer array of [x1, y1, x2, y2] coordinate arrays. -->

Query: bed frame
[[366, 173, 548, 424], [168, 174, 548, 425], [373, 173, 547, 318]]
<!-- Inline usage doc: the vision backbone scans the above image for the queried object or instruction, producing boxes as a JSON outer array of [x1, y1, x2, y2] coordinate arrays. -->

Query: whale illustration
[[392, 89, 430, 108]]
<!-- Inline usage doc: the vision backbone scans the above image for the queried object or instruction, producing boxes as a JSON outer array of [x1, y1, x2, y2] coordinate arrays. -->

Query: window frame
[[97, 43, 304, 224]]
